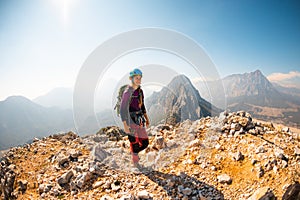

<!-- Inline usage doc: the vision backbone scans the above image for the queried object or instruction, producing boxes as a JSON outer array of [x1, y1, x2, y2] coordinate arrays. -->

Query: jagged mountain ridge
[[146, 74, 221, 125], [196, 70, 300, 127], [223, 70, 288, 108]]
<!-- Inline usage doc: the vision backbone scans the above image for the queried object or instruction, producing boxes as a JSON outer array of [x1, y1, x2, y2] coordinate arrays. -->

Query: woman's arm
[[144, 112, 150, 128], [120, 88, 131, 133], [140, 89, 150, 127]]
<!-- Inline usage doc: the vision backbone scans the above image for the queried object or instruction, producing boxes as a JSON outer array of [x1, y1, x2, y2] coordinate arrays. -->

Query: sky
[[0, 0, 300, 101]]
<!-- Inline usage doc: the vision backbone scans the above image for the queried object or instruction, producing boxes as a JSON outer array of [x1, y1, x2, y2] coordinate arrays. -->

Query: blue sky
[[0, 0, 299, 100]]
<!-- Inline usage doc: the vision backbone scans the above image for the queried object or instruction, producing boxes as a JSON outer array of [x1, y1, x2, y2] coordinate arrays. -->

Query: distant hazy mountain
[[272, 82, 300, 98], [33, 87, 73, 109], [223, 70, 291, 108], [0, 96, 75, 150], [196, 70, 300, 127], [77, 109, 118, 135], [146, 74, 221, 125]]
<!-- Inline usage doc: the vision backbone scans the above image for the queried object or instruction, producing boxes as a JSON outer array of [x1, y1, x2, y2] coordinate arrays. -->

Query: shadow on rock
[[142, 169, 224, 200]]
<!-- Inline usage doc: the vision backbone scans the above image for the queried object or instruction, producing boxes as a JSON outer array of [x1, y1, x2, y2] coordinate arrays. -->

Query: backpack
[[114, 85, 143, 117]]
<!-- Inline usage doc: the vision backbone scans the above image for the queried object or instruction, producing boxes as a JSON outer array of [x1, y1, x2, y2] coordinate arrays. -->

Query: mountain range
[[33, 87, 73, 110], [0, 96, 75, 150], [195, 70, 300, 127], [0, 69, 299, 150]]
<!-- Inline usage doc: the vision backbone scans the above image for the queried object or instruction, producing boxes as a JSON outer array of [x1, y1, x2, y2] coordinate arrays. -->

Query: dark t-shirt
[[120, 85, 146, 124]]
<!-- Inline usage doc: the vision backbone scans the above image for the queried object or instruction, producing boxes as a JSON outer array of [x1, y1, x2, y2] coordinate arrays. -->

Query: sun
[[62, 0, 71, 25], [51, 0, 73, 26]]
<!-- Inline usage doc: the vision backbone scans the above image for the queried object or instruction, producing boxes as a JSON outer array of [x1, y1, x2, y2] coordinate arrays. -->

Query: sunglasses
[[134, 76, 142, 80]]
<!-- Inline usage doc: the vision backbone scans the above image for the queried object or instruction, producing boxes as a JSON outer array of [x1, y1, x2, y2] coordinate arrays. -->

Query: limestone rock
[[217, 174, 232, 184], [247, 187, 275, 200], [137, 190, 152, 199], [232, 151, 244, 161], [92, 144, 111, 162], [57, 170, 74, 186]]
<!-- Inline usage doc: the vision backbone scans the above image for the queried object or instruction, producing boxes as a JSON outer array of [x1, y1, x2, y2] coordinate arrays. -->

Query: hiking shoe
[[131, 164, 142, 174], [133, 162, 142, 169]]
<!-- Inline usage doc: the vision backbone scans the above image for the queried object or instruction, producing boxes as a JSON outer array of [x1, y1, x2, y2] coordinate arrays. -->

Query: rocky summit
[[1, 111, 300, 200]]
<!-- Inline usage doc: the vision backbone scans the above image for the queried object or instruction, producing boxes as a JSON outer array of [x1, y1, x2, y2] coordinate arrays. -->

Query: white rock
[[153, 136, 165, 150], [189, 139, 201, 147], [8, 164, 16, 171], [111, 184, 120, 191], [100, 194, 114, 200], [230, 123, 237, 130], [215, 144, 222, 150], [119, 194, 135, 200], [217, 174, 232, 184], [57, 155, 69, 167], [229, 129, 235, 135], [92, 181, 103, 189], [255, 146, 266, 154], [281, 160, 288, 168], [137, 190, 151, 199], [294, 147, 300, 155], [232, 151, 244, 161], [146, 151, 156, 163], [251, 159, 258, 165], [57, 170, 74, 185], [247, 187, 275, 200], [74, 172, 92, 188], [282, 127, 290, 133], [166, 140, 176, 147]]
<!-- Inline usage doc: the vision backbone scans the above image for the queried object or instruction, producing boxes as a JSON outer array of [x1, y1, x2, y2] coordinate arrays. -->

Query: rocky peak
[[146, 74, 220, 125], [167, 74, 192, 88], [223, 70, 277, 97]]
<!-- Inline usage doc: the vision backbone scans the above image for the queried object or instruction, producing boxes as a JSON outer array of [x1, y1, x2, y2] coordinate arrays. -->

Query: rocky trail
[[1, 111, 300, 199]]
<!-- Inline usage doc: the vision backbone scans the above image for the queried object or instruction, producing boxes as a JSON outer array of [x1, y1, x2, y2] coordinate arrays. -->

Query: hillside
[[196, 70, 300, 128], [33, 87, 73, 110], [1, 111, 299, 199], [0, 96, 75, 150]]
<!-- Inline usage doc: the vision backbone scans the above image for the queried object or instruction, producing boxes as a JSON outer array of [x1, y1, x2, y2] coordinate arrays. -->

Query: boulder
[[247, 187, 275, 200], [217, 174, 232, 184], [92, 144, 112, 162], [57, 170, 74, 186], [137, 190, 152, 199]]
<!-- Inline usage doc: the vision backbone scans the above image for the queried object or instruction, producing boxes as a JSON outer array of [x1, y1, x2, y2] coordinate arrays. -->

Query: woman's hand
[[123, 121, 130, 133], [144, 113, 150, 128], [146, 120, 150, 128], [124, 125, 130, 133]]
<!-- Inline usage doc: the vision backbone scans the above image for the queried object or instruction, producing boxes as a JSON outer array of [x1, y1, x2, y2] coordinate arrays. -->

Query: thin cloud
[[267, 71, 300, 82]]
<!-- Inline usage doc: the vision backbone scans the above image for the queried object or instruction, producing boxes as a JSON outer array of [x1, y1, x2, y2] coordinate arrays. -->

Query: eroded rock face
[[1, 111, 299, 199]]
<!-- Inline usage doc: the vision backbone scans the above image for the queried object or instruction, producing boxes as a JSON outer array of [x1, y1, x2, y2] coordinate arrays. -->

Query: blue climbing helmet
[[129, 68, 143, 78]]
